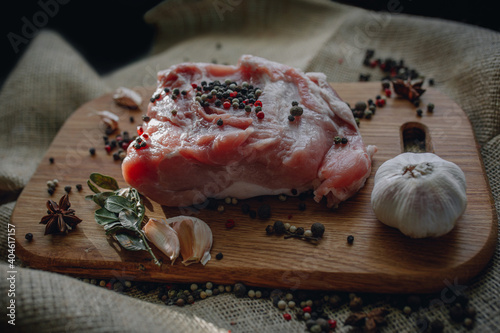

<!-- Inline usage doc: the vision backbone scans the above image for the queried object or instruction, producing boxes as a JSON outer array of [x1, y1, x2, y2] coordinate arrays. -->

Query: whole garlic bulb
[[371, 152, 467, 238]]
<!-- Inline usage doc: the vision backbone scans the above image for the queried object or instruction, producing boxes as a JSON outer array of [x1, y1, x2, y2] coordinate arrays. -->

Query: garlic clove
[[170, 216, 213, 266], [143, 218, 180, 264], [371, 152, 467, 238], [113, 87, 142, 109]]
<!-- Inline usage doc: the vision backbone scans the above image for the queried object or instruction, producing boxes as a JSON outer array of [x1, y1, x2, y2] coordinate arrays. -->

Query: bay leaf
[[114, 233, 147, 251], [105, 195, 133, 213], [94, 207, 118, 225], [90, 173, 119, 191], [119, 209, 140, 230]]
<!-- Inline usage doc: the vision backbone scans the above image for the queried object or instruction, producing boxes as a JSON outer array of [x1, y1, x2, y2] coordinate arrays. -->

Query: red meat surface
[[122, 55, 376, 208]]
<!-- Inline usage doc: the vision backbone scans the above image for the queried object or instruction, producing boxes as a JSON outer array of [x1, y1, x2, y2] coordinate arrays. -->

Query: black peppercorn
[[25, 233, 33, 241], [76, 184, 83, 192], [416, 109, 423, 117], [295, 227, 305, 235], [217, 119, 223, 126], [49, 157, 54, 164], [354, 101, 367, 111], [249, 210, 257, 219], [427, 103, 435, 113], [347, 235, 354, 244], [216, 252, 223, 260], [89, 147, 96, 156], [234, 283, 247, 298], [450, 304, 465, 322], [298, 202, 306, 211], [273, 221, 286, 235], [288, 115, 295, 122], [241, 203, 250, 214], [64, 185, 71, 193], [265, 225, 274, 235], [257, 204, 271, 219], [311, 222, 325, 238]]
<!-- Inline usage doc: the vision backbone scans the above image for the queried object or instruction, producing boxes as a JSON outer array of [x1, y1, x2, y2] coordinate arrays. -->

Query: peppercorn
[[216, 252, 223, 260], [450, 304, 465, 322], [249, 210, 257, 219], [354, 101, 367, 111], [25, 233, 33, 241], [349, 296, 363, 311], [427, 103, 435, 113], [64, 185, 71, 193], [257, 204, 271, 219], [233, 283, 247, 298], [89, 147, 96, 156], [428, 78, 435, 86], [304, 230, 313, 237], [347, 235, 354, 244], [265, 225, 274, 235], [217, 119, 223, 126], [76, 184, 83, 192], [364, 110, 373, 119], [341, 137, 348, 144], [311, 222, 325, 238], [290, 106, 304, 116], [47, 187, 55, 195], [430, 319, 444, 333], [241, 203, 250, 214], [273, 221, 286, 235], [49, 157, 54, 164], [295, 227, 305, 235], [176, 298, 185, 307], [298, 202, 306, 211], [381, 80, 391, 89]]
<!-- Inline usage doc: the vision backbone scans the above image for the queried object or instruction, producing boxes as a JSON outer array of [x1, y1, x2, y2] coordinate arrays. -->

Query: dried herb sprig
[[86, 173, 159, 266]]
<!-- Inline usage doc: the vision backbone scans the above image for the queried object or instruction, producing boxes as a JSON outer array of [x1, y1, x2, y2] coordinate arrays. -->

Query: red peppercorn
[[254, 100, 262, 107], [370, 60, 378, 68], [191, 83, 197, 89], [105, 145, 112, 153], [328, 319, 337, 329], [106, 282, 113, 290], [384, 88, 392, 97], [256, 111, 265, 119], [376, 98, 386, 107], [121, 142, 130, 150], [302, 306, 312, 313], [283, 313, 292, 321], [223, 101, 231, 109], [137, 126, 144, 135], [225, 219, 235, 229], [230, 91, 238, 98]]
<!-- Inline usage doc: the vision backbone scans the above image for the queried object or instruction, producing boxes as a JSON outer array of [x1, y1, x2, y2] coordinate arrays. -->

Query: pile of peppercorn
[[362, 49, 421, 82]]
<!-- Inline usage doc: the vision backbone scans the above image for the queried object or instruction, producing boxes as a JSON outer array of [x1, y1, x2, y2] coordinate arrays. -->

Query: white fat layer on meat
[[214, 182, 299, 199]]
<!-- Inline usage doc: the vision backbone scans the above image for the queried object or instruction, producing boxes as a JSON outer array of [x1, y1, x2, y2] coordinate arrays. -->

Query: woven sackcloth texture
[[1, 0, 499, 332]]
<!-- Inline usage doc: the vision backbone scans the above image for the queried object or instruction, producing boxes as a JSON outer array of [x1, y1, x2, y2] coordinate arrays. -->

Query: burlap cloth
[[1, 0, 499, 332]]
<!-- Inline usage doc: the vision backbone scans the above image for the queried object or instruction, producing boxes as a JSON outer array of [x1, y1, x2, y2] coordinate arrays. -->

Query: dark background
[[1, 0, 497, 88]]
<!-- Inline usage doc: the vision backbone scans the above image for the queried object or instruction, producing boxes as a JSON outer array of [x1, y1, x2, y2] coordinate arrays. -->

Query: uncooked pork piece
[[122, 55, 376, 208]]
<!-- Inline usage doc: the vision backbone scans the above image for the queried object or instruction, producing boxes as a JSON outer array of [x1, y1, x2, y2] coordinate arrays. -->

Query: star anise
[[344, 307, 390, 333], [392, 78, 426, 102], [40, 194, 82, 235]]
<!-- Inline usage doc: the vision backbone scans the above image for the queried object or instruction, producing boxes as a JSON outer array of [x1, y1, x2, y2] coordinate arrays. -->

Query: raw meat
[[122, 55, 376, 208]]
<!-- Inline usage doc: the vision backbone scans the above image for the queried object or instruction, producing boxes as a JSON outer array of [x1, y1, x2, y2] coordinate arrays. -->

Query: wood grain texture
[[12, 82, 497, 293]]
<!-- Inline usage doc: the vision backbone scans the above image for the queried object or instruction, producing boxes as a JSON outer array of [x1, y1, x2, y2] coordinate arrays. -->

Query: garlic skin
[[143, 218, 180, 264], [170, 216, 213, 266], [371, 152, 467, 238], [113, 87, 142, 109]]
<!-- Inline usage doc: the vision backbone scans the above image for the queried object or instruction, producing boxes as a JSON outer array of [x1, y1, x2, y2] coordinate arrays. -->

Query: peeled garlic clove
[[371, 152, 467, 238], [96, 110, 119, 133], [170, 216, 213, 266], [113, 87, 142, 109], [143, 218, 180, 264]]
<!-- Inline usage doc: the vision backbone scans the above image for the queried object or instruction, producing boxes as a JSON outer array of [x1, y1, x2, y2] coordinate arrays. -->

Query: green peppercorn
[[255, 106, 262, 112], [364, 110, 373, 119], [334, 136, 341, 144], [245, 105, 252, 112]]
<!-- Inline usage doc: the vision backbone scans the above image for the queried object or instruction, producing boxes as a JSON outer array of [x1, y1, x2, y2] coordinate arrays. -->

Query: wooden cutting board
[[12, 82, 497, 293]]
